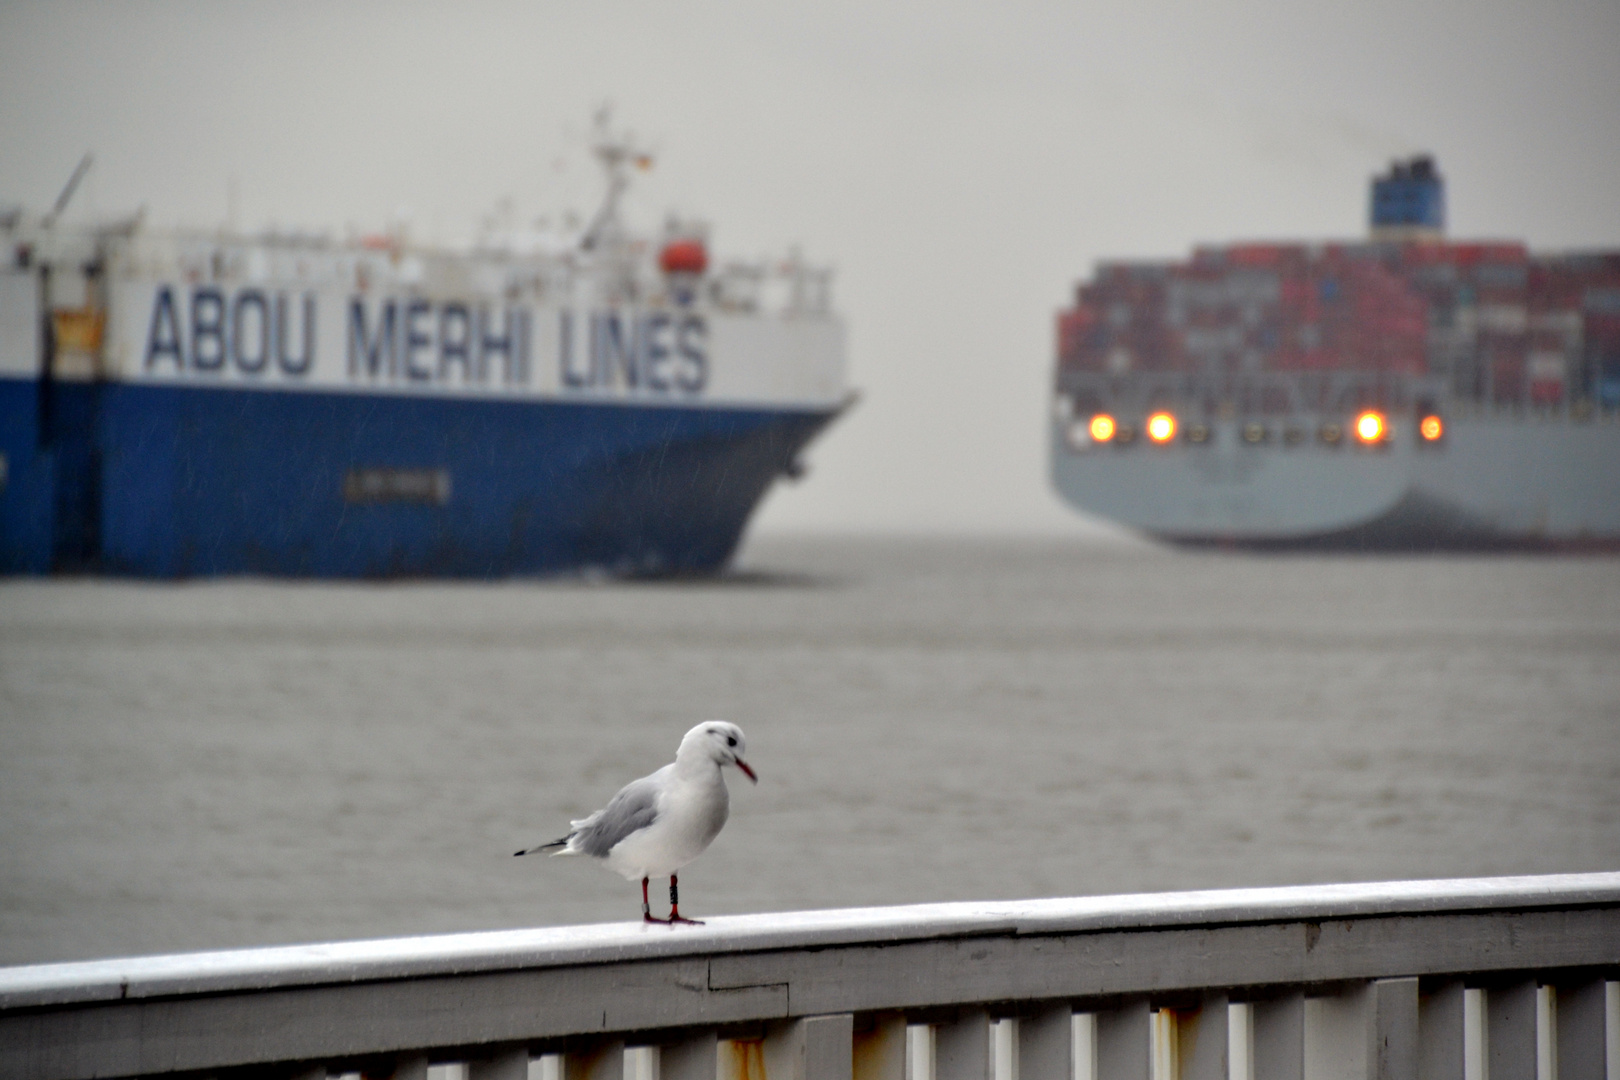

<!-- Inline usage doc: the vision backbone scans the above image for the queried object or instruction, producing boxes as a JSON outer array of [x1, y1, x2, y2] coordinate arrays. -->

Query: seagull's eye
[[727, 736, 737, 747]]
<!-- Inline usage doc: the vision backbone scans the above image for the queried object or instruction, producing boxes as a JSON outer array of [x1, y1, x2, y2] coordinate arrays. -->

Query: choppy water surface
[[1, 536, 1617, 965]]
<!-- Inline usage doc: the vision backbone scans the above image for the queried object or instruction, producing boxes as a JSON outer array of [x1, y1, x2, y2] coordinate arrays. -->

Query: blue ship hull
[[0, 376, 837, 577]]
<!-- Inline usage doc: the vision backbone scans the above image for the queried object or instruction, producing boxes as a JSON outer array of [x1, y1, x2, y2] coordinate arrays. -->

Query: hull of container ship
[[0, 373, 838, 576], [1051, 413, 1620, 550]]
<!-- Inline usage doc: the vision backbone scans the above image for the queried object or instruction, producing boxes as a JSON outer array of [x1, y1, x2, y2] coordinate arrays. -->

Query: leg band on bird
[[667, 873, 703, 925]]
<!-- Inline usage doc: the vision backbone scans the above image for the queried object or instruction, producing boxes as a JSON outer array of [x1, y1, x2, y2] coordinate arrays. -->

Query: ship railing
[[2, 873, 1616, 1080], [707, 256, 834, 317]]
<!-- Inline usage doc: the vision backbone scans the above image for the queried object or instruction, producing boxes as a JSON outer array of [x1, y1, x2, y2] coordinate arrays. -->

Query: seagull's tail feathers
[[513, 833, 574, 857]]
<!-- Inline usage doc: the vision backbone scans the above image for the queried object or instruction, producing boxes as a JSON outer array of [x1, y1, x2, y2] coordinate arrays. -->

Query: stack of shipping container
[[1058, 242, 1620, 408]]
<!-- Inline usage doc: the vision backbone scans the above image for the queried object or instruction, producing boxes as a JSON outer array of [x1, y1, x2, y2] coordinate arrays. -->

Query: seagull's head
[[683, 721, 757, 783]]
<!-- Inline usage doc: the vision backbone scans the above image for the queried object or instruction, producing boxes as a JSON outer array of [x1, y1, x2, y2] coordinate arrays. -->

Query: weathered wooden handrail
[[1, 873, 1616, 1080]]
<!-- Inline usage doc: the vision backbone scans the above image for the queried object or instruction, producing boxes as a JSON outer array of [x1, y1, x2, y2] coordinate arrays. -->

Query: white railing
[[1, 873, 1615, 1080]]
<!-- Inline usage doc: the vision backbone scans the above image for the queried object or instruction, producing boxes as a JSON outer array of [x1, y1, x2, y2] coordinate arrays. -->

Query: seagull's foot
[[664, 877, 701, 924], [643, 913, 666, 925]]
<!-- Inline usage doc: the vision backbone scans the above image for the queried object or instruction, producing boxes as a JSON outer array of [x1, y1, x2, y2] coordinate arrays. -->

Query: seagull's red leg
[[641, 876, 660, 924], [667, 873, 704, 925]]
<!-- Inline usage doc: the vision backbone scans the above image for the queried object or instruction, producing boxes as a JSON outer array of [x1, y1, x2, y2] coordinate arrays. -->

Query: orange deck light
[[1089, 414, 1117, 442], [1420, 414, 1444, 441], [1146, 411, 1177, 443], [1355, 410, 1387, 444]]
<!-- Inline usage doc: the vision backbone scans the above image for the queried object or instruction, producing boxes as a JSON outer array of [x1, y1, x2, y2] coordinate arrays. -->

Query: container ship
[[0, 118, 848, 576], [1051, 158, 1620, 548]]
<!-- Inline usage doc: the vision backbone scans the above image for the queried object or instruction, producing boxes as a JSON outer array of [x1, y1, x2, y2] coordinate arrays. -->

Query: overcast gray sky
[[3, 0, 1617, 533]]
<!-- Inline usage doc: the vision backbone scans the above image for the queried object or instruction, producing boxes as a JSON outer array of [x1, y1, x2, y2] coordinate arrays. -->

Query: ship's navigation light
[[1420, 414, 1444, 441], [1089, 414, 1117, 443], [1355, 411, 1387, 444], [1146, 412, 1177, 443]]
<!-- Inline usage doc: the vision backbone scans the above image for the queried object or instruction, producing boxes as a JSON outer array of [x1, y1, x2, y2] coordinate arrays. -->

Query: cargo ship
[[1051, 158, 1620, 549], [0, 118, 849, 576]]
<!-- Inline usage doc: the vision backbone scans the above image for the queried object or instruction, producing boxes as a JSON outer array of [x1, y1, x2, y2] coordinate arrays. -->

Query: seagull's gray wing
[[571, 772, 662, 858]]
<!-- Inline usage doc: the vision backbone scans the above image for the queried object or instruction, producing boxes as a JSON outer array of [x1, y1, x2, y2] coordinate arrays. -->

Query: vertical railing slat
[[1418, 983, 1466, 1080], [1076, 1014, 1099, 1080], [722, 1037, 767, 1080], [1230, 1004, 1255, 1080], [1552, 979, 1607, 1080], [1369, 979, 1420, 1080], [997, 1020, 1018, 1080], [766, 1015, 855, 1080], [1307, 985, 1368, 1080], [472, 1048, 531, 1080], [937, 1009, 994, 1080], [1175, 994, 1229, 1080], [1607, 984, 1620, 1080], [1487, 981, 1539, 1080], [381, 1054, 430, 1080], [663, 1032, 720, 1080], [1253, 994, 1305, 1080], [854, 1013, 908, 1080], [564, 1041, 625, 1080], [1097, 1001, 1152, 1080], [912, 1025, 939, 1080], [1020, 1004, 1074, 1080], [806, 1016, 856, 1080]]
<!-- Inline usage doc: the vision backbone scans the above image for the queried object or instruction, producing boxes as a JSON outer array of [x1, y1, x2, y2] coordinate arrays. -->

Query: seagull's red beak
[[734, 758, 758, 784]]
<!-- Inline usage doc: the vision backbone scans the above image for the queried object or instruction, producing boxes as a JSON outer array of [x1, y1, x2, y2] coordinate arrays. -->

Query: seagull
[[515, 721, 757, 924]]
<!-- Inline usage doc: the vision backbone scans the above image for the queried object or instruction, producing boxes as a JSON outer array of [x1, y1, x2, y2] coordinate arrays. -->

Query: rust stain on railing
[[721, 1038, 767, 1080]]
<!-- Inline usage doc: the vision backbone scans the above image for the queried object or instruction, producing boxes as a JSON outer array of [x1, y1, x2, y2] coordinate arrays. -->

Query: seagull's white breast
[[604, 769, 730, 880]]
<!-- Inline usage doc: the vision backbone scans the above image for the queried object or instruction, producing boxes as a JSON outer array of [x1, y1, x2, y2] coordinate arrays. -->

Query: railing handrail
[[4, 871, 1616, 1011]]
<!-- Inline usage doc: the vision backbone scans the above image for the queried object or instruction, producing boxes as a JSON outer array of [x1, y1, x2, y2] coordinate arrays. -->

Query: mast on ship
[[579, 107, 653, 253]]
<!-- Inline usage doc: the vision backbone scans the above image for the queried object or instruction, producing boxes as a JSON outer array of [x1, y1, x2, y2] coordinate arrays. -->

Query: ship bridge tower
[[1370, 156, 1445, 242]]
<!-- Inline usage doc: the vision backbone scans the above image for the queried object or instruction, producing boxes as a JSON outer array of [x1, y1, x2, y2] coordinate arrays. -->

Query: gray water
[[1, 536, 1617, 967]]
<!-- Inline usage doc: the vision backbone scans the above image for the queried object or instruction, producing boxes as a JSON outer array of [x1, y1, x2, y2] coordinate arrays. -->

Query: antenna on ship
[[43, 153, 94, 229], [579, 106, 653, 252]]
